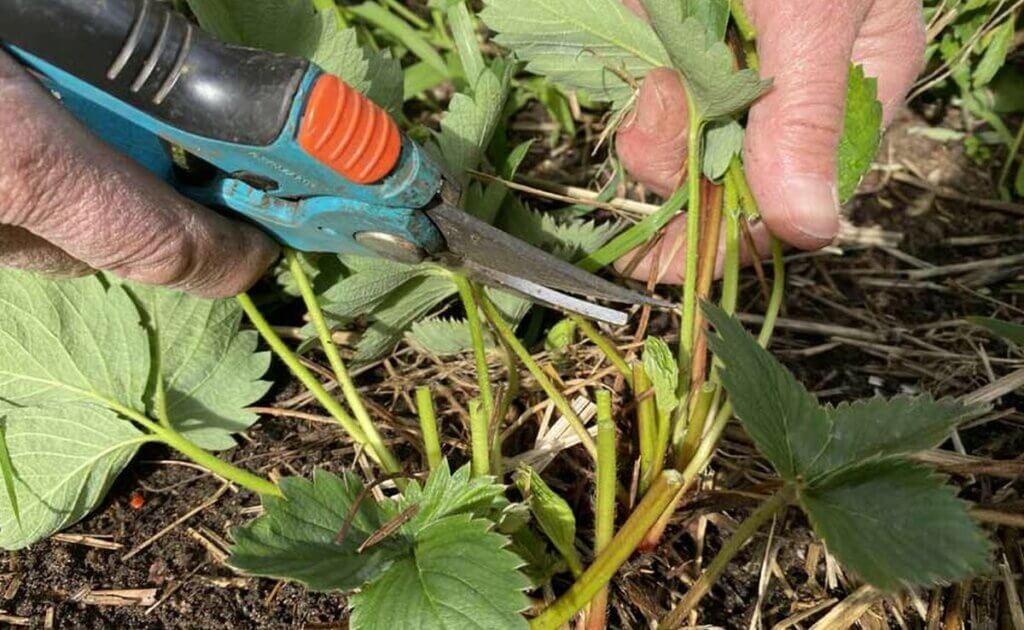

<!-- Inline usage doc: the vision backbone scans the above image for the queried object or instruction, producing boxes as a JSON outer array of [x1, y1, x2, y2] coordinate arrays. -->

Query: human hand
[[0, 50, 278, 297], [616, 0, 925, 282]]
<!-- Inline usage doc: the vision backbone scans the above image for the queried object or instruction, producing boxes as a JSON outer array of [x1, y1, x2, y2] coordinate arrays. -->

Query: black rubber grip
[[0, 0, 309, 146]]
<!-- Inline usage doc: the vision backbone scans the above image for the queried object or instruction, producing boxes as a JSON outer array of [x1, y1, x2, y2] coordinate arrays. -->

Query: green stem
[[286, 251, 399, 473], [577, 186, 688, 273], [477, 290, 598, 458], [416, 386, 443, 471], [683, 401, 732, 482], [595, 392, 617, 552], [454, 275, 495, 421], [657, 486, 793, 628], [154, 376, 172, 429], [731, 161, 759, 220], [572, 315, 632, 387], [678, 108, 706, 393], [998, 118, 1024, 199], [651, 405, 672, 485], [491, 343, 519, 477], [588, 391, 617, 629], [721, 165, 742, 316], [469, 398, 490, 477], [634, 364, 657, 494], [312, 0, 348, 27], [757, 237, 786, 348], [236, 293, 374, 457], [498, 342, 520, 420], [107, 401, 283, 498], [642, 400, 732, 550], [677, 382, 716, 467], [729, 0, 757, 41], [382, 0, 430, 30], [530, 471, 684, 630]]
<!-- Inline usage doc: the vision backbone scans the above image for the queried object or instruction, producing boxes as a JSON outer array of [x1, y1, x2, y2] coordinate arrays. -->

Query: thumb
[[744, 0, 870, 250]]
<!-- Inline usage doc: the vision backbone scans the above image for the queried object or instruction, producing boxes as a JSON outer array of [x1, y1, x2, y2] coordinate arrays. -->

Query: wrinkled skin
[[616, 0, 925, 283], [0, 50, 278, 297]]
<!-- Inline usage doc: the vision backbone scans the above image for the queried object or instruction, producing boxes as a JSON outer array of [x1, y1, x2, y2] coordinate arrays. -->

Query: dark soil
[[2, 109, 1022, 629]]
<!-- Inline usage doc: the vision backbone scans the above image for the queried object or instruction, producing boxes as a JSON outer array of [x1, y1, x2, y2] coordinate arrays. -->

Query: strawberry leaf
[[806, 396, 981, 480], [837, 65, 883, 202], [705, 304, 991, 590], [0, 419, 17, 529], [430, 62, 513, 185], [228, 469, 393, 591], [0, 272, 149, 409], [408, 317, 493, 356], [0, 405, 146, 550], [353, 275, 458, 363], [640, 1, 771, 119], [481, 0, 670, 105], [399, 462, 510, 527], [642, 337, 680, 419], [320, 256, 434, 321], [229, 464, 529, 627], [682, 0, 729, 43], [800, 458, 990, 591], [706, 304, 982, 480], [124, 284, 271, 450], [515, 467, 582, 576], [702, 119, 745, 181], [350, 513, 530, 630], [703, 304, 831, 480]]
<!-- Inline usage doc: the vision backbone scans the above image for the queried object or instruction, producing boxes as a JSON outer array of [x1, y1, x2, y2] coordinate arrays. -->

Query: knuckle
[[770, 89, 845, 158], [102, 213, 203, 289]]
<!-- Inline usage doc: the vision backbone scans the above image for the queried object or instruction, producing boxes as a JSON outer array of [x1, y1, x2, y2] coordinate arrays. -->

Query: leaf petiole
[[576, 186, 687, 273], [469, 398, 491, 477], [571, 315, 632, 387], [678, 105, 706, 396], [587, 390, 617, 629], [453, 274, 495, 420], [285, 250, 399, 473], [758, 237, 785, 348], [476, 288, 598, 458], [104, 399, 283, 498], [415, 386, 443, 471], [0, 419, 20, 528], [236, 293, 375, 459], [634, 364, 657, 494]]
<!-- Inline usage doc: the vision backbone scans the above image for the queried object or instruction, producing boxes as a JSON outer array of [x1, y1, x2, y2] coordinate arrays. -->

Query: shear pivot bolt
[[354, 232, 427, 264]]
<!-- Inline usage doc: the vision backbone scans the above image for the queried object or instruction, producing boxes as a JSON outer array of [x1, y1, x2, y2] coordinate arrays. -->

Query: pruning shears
[[0, 0, 667, 325]]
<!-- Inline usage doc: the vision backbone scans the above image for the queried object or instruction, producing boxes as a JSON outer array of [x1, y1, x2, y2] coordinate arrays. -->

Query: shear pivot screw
[[354, 232, 427, 264]]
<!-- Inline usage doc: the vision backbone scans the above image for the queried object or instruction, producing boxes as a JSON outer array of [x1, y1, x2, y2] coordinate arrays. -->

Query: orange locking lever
[[297, 74, 402, 185]]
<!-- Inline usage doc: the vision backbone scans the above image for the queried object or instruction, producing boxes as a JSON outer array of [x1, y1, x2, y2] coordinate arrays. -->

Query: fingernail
[[782, 175, 840, 241]]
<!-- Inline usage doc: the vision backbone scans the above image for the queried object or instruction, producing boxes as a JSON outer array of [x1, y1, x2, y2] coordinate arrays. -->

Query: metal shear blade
[[425, 203, 672, 326]]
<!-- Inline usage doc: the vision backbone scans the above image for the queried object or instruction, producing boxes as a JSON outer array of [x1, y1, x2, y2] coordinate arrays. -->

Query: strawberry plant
[[0, 0, 1012, 628]]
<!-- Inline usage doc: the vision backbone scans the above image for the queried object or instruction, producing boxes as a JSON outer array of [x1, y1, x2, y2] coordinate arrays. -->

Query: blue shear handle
[[0, 0, 447, 257]]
